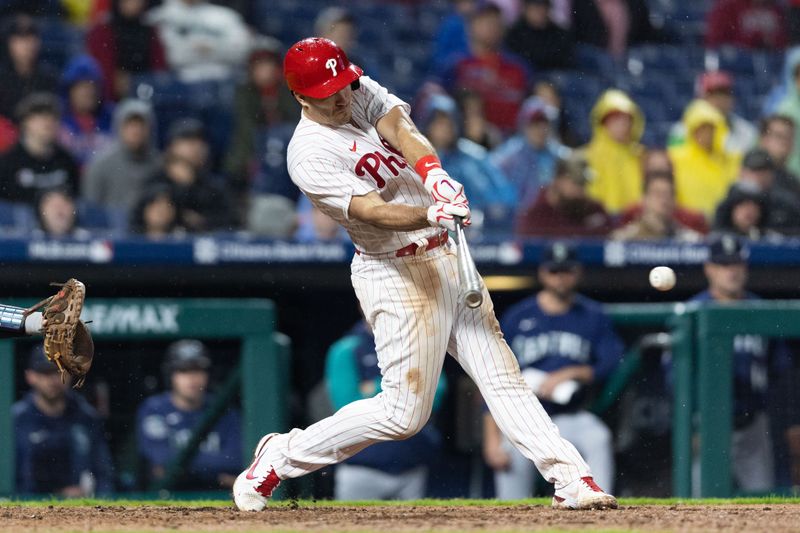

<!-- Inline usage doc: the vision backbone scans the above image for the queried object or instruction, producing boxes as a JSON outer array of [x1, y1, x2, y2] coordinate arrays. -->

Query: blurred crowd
[[2, 0, 800, 243]]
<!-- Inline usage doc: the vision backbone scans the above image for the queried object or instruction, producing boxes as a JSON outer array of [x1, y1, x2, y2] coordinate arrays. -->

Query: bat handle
[[453, 217, 483, 309], [453, 216, 465, 241]]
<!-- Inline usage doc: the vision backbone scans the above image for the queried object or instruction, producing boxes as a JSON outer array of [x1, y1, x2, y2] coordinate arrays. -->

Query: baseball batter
[[233, 37, 617, 511]]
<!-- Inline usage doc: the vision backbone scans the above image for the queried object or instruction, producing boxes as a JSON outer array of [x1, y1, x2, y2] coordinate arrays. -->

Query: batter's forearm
[[349, 191, 431, 230], [359, 203, 430, 231]]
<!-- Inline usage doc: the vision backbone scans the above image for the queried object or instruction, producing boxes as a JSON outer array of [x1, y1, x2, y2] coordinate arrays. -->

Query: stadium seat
[[574, 45, 620, 75], [707, 47, 755, 76], [38, 17, 85, 71], [77, 200, 113, 230], [627, 45, 690, 73], [129, 73, 235, 160], [0, 200, 36, 234]]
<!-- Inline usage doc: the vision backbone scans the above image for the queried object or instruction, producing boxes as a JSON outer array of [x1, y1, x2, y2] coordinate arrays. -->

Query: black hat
[[167, 118, 206, 143], [5, 15, 40, 37], [473, 0, 503, 16], [163, 340, 211, 374], [15, 92, 60, 123], [27, 345, 58, 374], [742, 148, 774, 171], [707, 234, 748, 265], [540, 241, 580, 271]]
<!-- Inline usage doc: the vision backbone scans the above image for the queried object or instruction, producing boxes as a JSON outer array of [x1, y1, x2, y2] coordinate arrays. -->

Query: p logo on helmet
[[284, 37, 363, 99], [325, 58, 339, 77]]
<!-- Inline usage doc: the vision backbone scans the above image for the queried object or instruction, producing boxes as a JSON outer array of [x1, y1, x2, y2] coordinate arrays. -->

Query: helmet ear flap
[[350, 80, 361, 91]]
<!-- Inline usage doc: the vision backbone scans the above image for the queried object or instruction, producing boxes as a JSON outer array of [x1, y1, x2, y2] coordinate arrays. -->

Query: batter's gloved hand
[[25, 279, 94, 388], [424, 168, 469, 205], [427, 201, 471, 232]]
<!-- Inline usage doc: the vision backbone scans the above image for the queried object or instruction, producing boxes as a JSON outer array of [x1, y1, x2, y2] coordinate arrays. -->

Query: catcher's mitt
[[26, 279, 94, 388]]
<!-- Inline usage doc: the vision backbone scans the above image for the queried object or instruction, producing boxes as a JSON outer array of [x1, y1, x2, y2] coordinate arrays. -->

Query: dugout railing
[[0, 298, 289, 497], [606, 301, 800, 498]]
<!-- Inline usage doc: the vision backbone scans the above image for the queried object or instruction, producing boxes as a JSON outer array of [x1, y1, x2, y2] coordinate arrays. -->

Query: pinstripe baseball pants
[[264, 243, 591, 488]]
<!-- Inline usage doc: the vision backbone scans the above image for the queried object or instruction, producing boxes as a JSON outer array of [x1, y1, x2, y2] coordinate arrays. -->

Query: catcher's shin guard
[[0, 304, 27, 338]]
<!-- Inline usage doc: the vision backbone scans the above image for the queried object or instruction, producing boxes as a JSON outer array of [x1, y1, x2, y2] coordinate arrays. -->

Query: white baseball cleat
[[233, 433, 281, 511], [552, 476, 618, 510]]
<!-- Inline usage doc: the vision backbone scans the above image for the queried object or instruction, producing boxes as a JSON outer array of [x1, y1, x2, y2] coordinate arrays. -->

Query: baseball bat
[[454, 218, 483, 309]]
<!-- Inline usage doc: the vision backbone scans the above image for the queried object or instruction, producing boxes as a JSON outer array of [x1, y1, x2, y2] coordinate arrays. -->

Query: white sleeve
[[292, 157, 378, 221], [351, 76, 410, 128]]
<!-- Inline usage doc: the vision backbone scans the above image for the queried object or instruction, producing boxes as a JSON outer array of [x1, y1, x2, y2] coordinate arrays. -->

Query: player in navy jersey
[[136, 340, 242, 490], [483, 242, 623, 498], [688, 235, 793, 493], [14, 346, 113, 496]]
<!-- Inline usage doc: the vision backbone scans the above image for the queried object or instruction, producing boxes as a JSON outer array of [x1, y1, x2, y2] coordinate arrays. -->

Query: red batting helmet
[[283, 37, 363, 99]]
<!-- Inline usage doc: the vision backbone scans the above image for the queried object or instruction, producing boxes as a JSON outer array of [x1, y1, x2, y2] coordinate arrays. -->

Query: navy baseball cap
[[540, 242, 580, 271], [164, 340, 211, 373], [27, 345, 58, 374], [707, 234, 747, 265], [742, 148, 774, 171], [167, 118, 206, 143]]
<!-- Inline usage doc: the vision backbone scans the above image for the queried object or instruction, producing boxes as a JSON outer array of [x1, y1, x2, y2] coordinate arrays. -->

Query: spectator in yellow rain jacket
[[669, 100, 741, 217], [583, 90, 645, 213]]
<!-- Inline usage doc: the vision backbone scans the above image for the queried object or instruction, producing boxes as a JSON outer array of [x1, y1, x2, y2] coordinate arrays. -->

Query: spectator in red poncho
[[86, 0, 166, 101], [706, 0, 788, 49]]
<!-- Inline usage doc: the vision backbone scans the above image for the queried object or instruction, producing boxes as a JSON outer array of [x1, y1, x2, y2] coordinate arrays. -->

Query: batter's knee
[[385, 406, 431, 440]]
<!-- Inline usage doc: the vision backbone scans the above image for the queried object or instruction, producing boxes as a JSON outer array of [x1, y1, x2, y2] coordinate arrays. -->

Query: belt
[[356, 231, 449, 258]]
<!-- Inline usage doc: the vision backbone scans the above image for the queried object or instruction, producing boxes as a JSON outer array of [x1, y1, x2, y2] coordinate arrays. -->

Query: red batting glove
[[415, 155, 468, 205]]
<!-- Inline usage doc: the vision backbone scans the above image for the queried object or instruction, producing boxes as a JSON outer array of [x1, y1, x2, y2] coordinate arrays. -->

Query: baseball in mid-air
[[649, 266, 676, 291]]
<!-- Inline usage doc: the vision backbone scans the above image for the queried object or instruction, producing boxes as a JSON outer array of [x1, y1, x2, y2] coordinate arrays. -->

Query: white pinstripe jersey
[[287, 76, 438, 254]]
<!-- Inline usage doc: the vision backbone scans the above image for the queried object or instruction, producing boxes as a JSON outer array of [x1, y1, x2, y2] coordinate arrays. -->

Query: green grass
[[1, 496, 800, 507]]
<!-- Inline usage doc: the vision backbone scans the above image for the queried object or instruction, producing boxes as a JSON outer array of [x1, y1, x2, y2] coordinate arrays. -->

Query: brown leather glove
[[26, 279, 94, 388]]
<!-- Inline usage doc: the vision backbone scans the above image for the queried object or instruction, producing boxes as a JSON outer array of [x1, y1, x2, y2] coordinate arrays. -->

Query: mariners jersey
[[13, 392, 114, 495], [500, 294, 624, 415], [136, 392, 242, 489], [690, 291, 792, 423], [287, 76, 439, 254]]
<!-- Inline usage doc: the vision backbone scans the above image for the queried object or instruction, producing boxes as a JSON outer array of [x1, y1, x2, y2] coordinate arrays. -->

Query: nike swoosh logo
[[350, 141, 357, 152], [245, 446, 267, 480], [423, 161, 437, 168]]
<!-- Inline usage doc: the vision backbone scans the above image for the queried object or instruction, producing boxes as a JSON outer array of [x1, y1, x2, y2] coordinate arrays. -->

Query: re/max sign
[[81, 304, 180, 334]]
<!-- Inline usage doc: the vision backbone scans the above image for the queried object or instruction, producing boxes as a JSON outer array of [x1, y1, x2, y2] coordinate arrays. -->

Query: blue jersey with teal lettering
[[690, 291, 792, 422], [136, 393, 242, 489], [500, 294, 624, 415], [13, 392, 114, 495]]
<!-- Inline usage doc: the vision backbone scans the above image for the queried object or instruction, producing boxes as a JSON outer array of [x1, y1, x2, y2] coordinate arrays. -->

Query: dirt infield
[[2, 503, 800, 533]]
